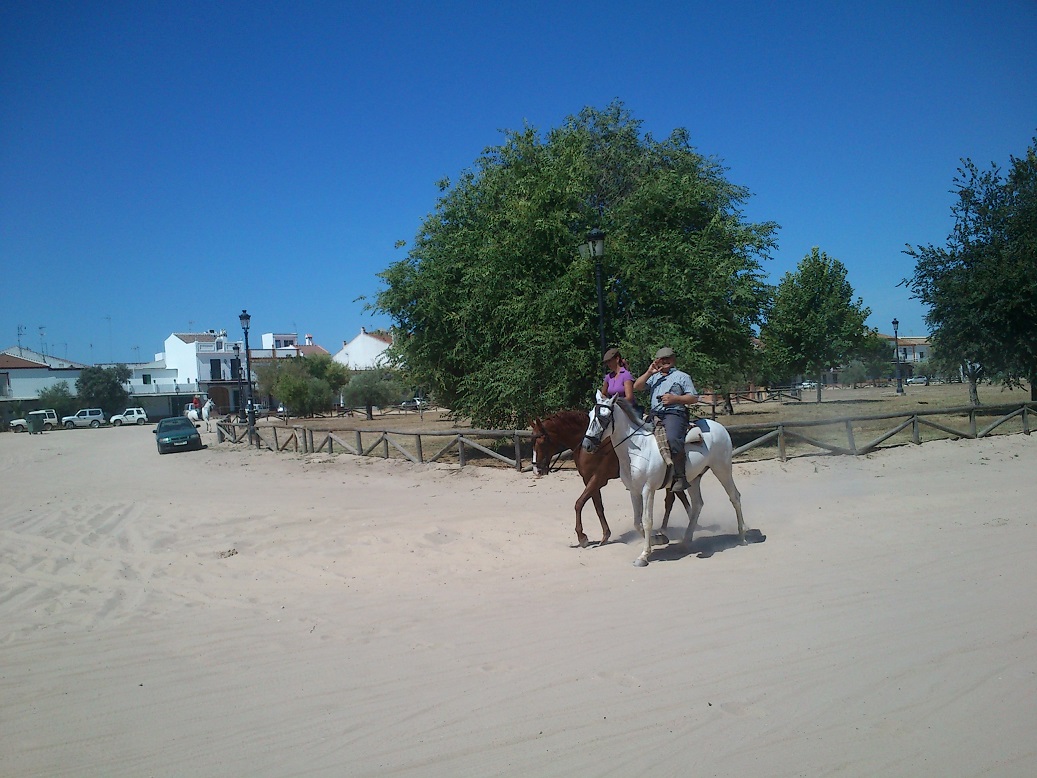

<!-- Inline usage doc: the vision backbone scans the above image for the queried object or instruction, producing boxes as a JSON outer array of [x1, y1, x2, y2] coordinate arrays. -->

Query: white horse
[[186, 398, 216, 431], [582, 391, 746, 567]]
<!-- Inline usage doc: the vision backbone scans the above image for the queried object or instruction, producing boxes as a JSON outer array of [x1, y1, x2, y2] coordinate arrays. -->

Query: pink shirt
[[604, 367, 633, 397]]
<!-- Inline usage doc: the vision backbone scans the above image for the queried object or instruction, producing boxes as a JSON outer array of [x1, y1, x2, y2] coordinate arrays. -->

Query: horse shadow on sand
[[611, 525, 766, 561]]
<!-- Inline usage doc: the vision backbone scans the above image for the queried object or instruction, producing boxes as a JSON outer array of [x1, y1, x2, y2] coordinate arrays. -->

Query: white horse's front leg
[[629, 491, 644, 536], [634, 485, 655, 567]]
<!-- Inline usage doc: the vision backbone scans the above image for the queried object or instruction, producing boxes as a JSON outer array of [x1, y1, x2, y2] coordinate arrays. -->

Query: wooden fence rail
[[216, 401, 1034, 469]]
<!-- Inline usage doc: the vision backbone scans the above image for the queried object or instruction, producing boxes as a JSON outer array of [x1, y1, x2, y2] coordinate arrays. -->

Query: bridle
[[531, 425, 565, 475], [583, 398, 649, 452]]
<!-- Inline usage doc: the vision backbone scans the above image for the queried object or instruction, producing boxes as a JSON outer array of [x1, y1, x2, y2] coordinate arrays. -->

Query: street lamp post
[[232, 343, 245, 423], [581, 228, 607, 360], [892, 318, 904, 395], [239, 309, 257, 445]]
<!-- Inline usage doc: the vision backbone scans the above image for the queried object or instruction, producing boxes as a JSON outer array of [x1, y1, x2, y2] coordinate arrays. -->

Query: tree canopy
[[904, 135, 1037, 402], [75, 365, 131, 415], [257, 354, 349, 417], [36, 381, 78, 418], [759, 247, 871, 400], [340, 369, 403, 420], [375, 102, 777, 426]]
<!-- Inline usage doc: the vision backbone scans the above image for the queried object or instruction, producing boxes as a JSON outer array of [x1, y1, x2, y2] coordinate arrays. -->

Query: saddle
[[652, 419, 703, 456]]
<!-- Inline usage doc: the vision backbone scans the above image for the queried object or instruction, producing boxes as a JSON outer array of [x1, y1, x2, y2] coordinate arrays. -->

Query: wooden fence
[[216, 401, 1034, 470]]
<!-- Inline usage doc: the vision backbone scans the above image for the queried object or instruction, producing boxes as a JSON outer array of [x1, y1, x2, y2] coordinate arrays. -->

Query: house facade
[[333, 328, 392, 370], [0, 348, 87, 423]]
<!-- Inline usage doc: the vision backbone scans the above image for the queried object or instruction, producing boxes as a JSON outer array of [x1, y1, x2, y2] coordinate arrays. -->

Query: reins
[[594, 399, 653, 450]]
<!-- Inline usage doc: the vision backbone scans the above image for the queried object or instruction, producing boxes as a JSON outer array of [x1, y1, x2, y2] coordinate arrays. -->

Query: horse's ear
[[532, 418, 542, 429]]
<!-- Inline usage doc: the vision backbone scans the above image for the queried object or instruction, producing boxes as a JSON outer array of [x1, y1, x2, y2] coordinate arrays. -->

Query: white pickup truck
[[10, 409, 59, 432]]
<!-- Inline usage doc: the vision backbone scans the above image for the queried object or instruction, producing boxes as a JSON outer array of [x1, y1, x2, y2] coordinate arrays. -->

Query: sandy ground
[[1, 423, 1035, 777]]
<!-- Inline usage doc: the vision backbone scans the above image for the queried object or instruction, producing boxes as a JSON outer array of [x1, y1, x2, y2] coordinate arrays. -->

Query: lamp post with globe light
[[239, 309, 257, 445], [579, 228, 607, 361], [892, 318, 904, 395], [232, 343, 245, 422]]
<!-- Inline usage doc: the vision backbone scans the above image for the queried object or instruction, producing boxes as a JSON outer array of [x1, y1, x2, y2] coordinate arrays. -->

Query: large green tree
[[760, 247, 871, 402], [904, 136, 1037, 403], [75, 365, 131, 415], [375, 102, 776, 427]]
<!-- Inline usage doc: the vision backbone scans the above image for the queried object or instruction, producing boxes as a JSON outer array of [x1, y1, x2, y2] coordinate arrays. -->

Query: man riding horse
[[632, 346, 698, 492]]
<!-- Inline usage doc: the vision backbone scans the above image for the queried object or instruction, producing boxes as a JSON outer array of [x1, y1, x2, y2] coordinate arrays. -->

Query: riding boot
[[670, 453, 689, 492], [654, 423, 673, 485]]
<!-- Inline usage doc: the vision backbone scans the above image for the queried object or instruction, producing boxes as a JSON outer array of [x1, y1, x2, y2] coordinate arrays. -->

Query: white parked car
[[10, 408, 59, 431], [62, 408, 106, 429], [906, 376, 929, 385], [110, 407, 149, 426]]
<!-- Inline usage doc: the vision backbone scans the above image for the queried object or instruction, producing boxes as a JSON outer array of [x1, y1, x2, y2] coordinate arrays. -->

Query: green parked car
[[154, 416, 203, 454]]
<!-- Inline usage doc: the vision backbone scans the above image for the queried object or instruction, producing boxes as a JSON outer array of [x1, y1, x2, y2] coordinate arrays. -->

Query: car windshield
[[158, 417, 195, 431]]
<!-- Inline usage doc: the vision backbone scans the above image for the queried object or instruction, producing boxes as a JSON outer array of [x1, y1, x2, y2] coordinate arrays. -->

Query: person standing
[[600, 347, 635, 403], [632, 346, 699, 491]]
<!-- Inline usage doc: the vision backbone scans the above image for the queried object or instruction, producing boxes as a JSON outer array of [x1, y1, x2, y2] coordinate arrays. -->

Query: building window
[[143, 374, 152, 385]]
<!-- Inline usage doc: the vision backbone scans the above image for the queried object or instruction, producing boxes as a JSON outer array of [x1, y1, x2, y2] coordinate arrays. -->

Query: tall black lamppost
[[239, 309, 257, 445], [892, 318, 904, 395], [232, 343, 245, 422], [580, 228, 607, 361]]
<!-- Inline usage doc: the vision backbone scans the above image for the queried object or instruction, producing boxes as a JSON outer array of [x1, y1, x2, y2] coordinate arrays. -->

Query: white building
[[0, 347, 86, 403], [333, 328, 393, 370]]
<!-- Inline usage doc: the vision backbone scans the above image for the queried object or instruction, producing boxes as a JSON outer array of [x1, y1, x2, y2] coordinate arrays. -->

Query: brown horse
[[531, 411, 687, 547]]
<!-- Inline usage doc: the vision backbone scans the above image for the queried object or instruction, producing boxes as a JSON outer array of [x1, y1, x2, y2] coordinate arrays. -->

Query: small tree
[[75, 365, 131, 415], [340, 370, 402, 420], [851, 329, 895, 385], [36, 381, 78, 418], [760, 247, 871, 401], [257, 355, 349, 417], [841, 360, 868, 388]]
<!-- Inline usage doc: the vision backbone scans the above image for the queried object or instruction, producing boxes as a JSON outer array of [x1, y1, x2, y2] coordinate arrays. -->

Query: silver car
[[62, 408, 106, 429]]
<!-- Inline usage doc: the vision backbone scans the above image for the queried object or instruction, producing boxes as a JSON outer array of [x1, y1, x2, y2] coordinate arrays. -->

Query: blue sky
[[2, 1, 1035, 365]]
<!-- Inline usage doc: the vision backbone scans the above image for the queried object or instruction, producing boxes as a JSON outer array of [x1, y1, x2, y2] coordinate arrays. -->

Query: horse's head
[[530, 418, 555, 477], [582, 392, 616, 453]]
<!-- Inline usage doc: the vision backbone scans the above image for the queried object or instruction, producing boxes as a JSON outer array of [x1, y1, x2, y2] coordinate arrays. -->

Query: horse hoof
[[578, 537, 589, 548], [651, 532, 669, 545], [632, 558, 648, 568]]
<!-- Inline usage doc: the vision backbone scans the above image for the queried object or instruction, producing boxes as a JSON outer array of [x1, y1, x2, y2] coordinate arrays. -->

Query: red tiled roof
[[0, 353, 48, 368]]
